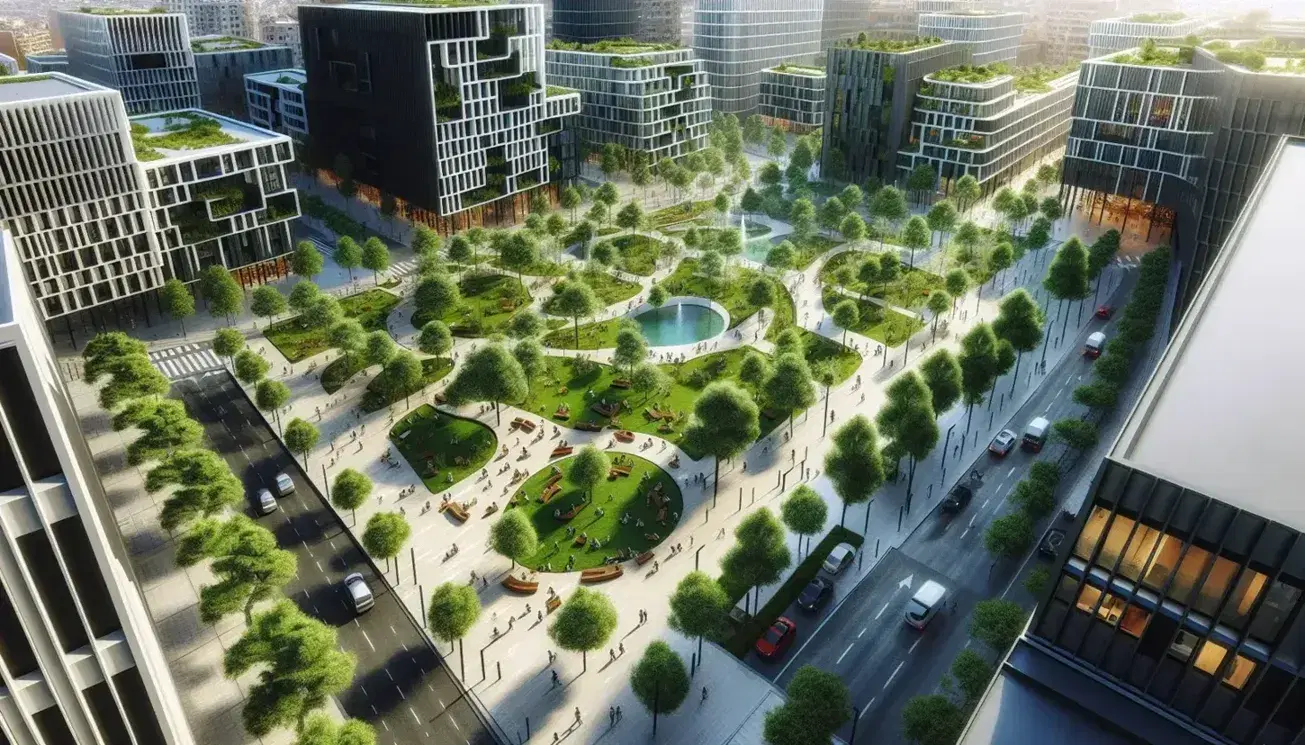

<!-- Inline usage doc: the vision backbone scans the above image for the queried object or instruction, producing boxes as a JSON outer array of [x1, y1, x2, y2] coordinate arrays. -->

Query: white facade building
[[691, 0, 823, 115], [1088, 13, 1210, 58], [163, 0, 251, 39], [244, 68, 307, 140], [258, 18, 301, 67], [0, 226, 194, 745], [917, 11, 1026, 66], [59, 9, 201, 116]]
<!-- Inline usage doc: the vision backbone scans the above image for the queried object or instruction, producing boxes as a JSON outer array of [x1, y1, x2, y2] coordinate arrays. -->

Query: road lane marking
[[908, 638, 922, 655], [959, 528, 969, 540], [883, 661, 904, 689], [1005, 467, 1016, 478], [450, 717, 460, 732], [362, 630, 377, 652], [836, 643, 855, 665], [874, 601, 891, 620], [980, 499, 989, 510], [396, 685, 406, 701], [859, 698, 876, 719], [315, 561, 323, 573], [409, 707, 421, 725], [857, 627, 866, 639]]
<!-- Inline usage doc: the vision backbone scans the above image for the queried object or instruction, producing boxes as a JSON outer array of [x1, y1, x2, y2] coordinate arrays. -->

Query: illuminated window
[[1223, 654, 1255, 690], [1194, 640, 1228, 676]]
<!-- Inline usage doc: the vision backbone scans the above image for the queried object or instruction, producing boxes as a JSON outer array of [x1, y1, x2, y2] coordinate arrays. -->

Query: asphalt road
[[173, 371, 499, 745], [748, 265, 1145, 744]]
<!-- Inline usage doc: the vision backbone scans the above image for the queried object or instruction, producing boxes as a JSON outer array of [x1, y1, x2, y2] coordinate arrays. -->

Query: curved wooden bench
[[445, 503, 470, 522], [550, 446, 573, 459], [635, 551, 655, 566], [580, 565, 623, 583], [546, 595, 562, 614], [502, 575, 539, 594], [614, 430, 635, 443]]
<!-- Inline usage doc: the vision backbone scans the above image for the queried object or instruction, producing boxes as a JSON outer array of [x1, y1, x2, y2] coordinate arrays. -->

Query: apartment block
[[0, 228, 194, 745], [259, 18, 302, 67], [60, 8, 201, 115], [299, 2, 581, 232], [191, 35, 293, 119], [131, 110, 300, 286], [1088, 13, 1210, 59], [917, 10, 1026, 65], [692, 0, 824, 115], [899, 62, 1078, 194], [244, 68, 308, 140], [23, 52, 69, 74], [962, 137, 1305, 745], [1043, 0, 1117, 65], [758, 64, 826, 133], [822, 37, 971, 185], [551, 0, 680, 44], [545, 41, 710, 160], [163, 0, 251, 38]]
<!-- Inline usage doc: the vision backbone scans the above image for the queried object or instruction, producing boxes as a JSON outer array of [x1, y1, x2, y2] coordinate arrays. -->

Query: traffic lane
[[744, 562, 863, 678]]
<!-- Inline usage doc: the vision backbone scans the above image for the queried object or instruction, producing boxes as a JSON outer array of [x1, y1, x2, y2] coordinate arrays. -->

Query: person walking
[[702, 686, 709, 703], [574, 707, 582, 724]]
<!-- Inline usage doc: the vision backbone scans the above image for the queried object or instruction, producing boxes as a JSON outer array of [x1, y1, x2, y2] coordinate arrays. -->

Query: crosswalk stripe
[[148, 345, 222, 380]]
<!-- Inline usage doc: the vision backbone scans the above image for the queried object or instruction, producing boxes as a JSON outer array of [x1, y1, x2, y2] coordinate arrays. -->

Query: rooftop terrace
[[129, 110, 276, 162], [192, 36, 266, 53], [837, 35, 945, 53], [73, 6, 169, 14], [1126, 11, 1187, 23], [0, 73, 98, 104], [546, 38, 683, 55], [768, 63, 826, 77], [247, 69, 307, 89]]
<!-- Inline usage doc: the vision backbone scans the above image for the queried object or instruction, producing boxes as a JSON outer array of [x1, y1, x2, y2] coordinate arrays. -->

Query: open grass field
[[361, 357, 454, 413], [819, 250, 945, 310], [490, 257, 568, 277], [412, 272, 531, 337], [820, 287, 924, 347], [265, 289, 400, 363], [549, 270, 640, 309], [391, 404, 497, 495], [649, 199, 714, 230], [542, 317, 625, 350], [512, 453, 682, 572], [660, 258, 795, 333]]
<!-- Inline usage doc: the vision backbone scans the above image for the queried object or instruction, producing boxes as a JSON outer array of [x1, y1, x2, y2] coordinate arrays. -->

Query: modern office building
[[259, 18, 302, 67], [758, 63, 826, 133], [190, 35, 293, 119], [917, 10, 1026, 65], [692, 0, 824, 115], [544, 41, 710, 159], [1044, 0, 1117, 65], [60, 8, 201, 115], [163, 0, 251, 38], [299, 1, 581, 233], [961, 135, 1305, 745], [23, 52, 68, 74], [0, 228, 195, 745], [244, 68, 308, 140], [130, 109, 300, 287], [899, 61, 1078, 194], [822, 0, 874, 49], [822, 36, 971, 184], [1088, 13, 1210, 59], [551, 0, 680, 44]]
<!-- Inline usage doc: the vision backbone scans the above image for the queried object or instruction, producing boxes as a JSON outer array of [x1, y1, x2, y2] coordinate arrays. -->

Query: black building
[[552, 0, 680, 44]]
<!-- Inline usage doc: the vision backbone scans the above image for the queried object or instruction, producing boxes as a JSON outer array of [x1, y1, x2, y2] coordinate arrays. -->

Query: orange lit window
[[1194, 640, 1228, 676], [1224, 655, 1255, 690]]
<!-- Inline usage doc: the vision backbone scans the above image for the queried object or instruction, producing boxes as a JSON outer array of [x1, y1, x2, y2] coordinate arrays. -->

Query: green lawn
[[797, 329, 861, 385], [552, 270, 640, 308], [610, 234, 664, 276], [661, 259, 773, 330], [321, 353, 365, 394], [412, 272, 531, 337], [490, 257, 567, 277], [512, 454, 682, 572], [265, 289, 400, 363], [649, 199, 714, 230], [790, 235, 843, 270], [542, 317, 625, 350], [361, 357, 454, 413], [390, 405, 497, 495], [820, 288, 924, 347], [819, 251, 945, 309]]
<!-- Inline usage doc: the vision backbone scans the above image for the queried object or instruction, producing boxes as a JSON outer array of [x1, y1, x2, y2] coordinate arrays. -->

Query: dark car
[[942, 471, 984, 515], [755, 617, 797, 659], [797, 577, 833, 612], [1038, 528, 1066, 559], [1095, 305, 1114, 319]]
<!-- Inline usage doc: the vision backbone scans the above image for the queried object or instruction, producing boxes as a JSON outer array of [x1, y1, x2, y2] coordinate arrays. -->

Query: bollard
[[751, 487, 755, 504], [704, 508, 710, 524], [927, 483, 933, 500], [527, 718, 531, 741], [897, 506, 903, 532], [419, 585, 426, 628], [777, 470, 782, 487], [480, 648, 487, 681], [988, 411, 994, 429], [497, 661, 502, 681], [999, 393, 1005, 410], [875, 538, 880, 557], [411, 547, 417, 588], [738, 488, 743, 512]]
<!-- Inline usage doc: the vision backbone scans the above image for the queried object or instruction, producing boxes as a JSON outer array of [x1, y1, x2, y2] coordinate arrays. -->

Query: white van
[[1084, 331, 1106, 359], [905, 580, 947, 630], [1022, 416, 1050, 453], [344, 573, 374, 614]]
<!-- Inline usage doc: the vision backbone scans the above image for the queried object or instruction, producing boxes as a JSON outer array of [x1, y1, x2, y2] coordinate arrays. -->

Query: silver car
[[256, 488, 277, 515], [275, 472, 295, 496], [822, 543, 855, 575], [344, 573, 374, 614]]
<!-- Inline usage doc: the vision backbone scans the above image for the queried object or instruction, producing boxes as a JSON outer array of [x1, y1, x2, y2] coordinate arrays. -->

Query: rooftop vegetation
[[76, 6, 168, 14], [374, 0, 496, 5], [1109, 38, 1193, 67], [547, 37, 681, 55], [0, 74, 52, 85], [1012, 61, 1081, 92], [929, 62, 1010, 84], [130, 114, 239, 161], [192, 36, 265, 52], [1127, 11, 1187, 23], [772, 63, 826, 76], [839, 34, 944, 53], [545, 84, 575, 97]]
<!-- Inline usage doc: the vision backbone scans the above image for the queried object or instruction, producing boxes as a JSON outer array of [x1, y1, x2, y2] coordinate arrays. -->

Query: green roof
[[1127, 11, 1187, 23], [546, 38, 682, 55], [75, 6, 169, 14], [372, 0, 497, 6], [838, 35, 945, 53], [770, 64, 825, 77], [192, 36, 265, 52]]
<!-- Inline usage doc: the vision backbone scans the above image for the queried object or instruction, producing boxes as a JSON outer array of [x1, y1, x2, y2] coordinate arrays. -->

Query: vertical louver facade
[[61, 10, 201, 116]]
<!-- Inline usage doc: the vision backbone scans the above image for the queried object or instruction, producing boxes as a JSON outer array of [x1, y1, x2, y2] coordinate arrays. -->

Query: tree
[[958, 323, 1004, 438], [683, 382, 759, 500], [414, 321, 452, 359], [630, 642, 690, 735], [615, 200, 645, 233], [512, 338, 545, 382], [907, 163, 936, 204], [767, 126, 787, 159], [284, 418, 319, 468], [360, 330, 394, 370], [415, 273, 461, 323], [93, 353, 169, 411], [839, 212, 867, 246], [363, 511, 410, 568], [412, 223, 441, 256], [180, 515, 297, 624], [953, 174, 981, 212], [832, 299, 859, 345], [357, 236, 389, 285], [586, 201, 609, 229], [759, 161, 782, 187], [548, 587, 618, 671], [213, 327, 245, 370], [1037, 162, 1059, 186], [250, 285, 287, 324], [443, 343, 528, 425], [627, 362, 668, 404], [744, 114, 766, 146], [377, 351, 423, 406], [876, 372, 938, 511], [764, 352, 816, 436], [781, 485, 827, 558], [772, 327, 803, 358], [740, 187, 763, 218], [613, 326, 649, 374], [926, 290, 950, 337], [254, 378, 289, 433], [721, 508, 791, 610], [427, 582, 480, 681], [819, 196, 847, 235], [84, 331, 148, 380], [1010, 476, 1056, 520], [748, 277, 775, 310], [446, 235, 475, 275], [901, 215, 930, 268], [490, 510, 538, 569], [569, 446, 609, 502], [714, 191, 730, 223], [147, 449, 242, 532], [901, 694, 964, 745], [992, 288, 1044, 393], [500, 232, 539, 286], [1054, 418, 1099, 450], [785, 666, 851, 738], [292, 240, 325, 279], [333, 236, 362, 281], [560, 185, 581, 222], [224, 600, 355, 736], [1043, 236, 1091, 341], [234, 349, 270, 385], [790, 138, 814, 172], [160, 278, 196, 336], [1087, 229, 1121, 307], [988, 241, 1015, 283], [1040, 195, 1064, 222], [948, 649, 992, 705], [738, 351, 771, 394], [550, 280, 599, 349], [789, 198, 816, 240], [839, 183, 864, 213], [289, 280, 320, 314], [648, 284, 668, 308], [304, 296, 344, 330], [330, 468, 371, 517], [984, 511, 1033, 559], [919, 349, 962, 414], [869, 186, 908, 248], [926, 199, 958, 248], [202, 266, 243, 323], [970, 598, 1026, 653], [766, 240, 796, 272], [295, 714, 376, 745], [668, 571, 728, 667], [112, 398, 203, 465]]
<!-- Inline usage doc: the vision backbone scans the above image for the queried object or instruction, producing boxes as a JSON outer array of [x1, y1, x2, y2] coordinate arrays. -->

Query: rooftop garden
[[929, 62, 1011, 84], [129, 113, 239, 161], [839, 34, 944, 53], [1012, 61, 1081, 92], [546, 84, 576, 97], [1109, 38, 1193, 67], [76, 6, 168, 14], [0, 74, 51, 85], [192, 36, 264, 52], [771, 63, 826, 76], [274, 74, 305, 89], [1128, 11, 1187, 23], [374, 0, 496, 6], [547, 37, 681, 55]]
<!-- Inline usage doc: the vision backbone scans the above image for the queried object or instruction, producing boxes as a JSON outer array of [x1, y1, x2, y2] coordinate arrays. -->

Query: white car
[[255, 488, 277, 515], [822, 543, 855, 575], [344, 573, 374, 614], [275, 472, 295, 496], [988, 429, 1017, 457]]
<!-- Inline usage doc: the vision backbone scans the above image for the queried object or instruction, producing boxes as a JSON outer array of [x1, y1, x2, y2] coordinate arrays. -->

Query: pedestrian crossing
[[388, 258, 419, 280], [148, 344, 223, 380]]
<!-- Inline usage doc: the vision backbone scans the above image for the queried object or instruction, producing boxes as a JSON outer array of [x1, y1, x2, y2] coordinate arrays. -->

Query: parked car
[[904, 580, 948, 630], [1038, 528, 1066, 559], [797, 577, 833, 612], [755, 617, 797, 659], [822, 543, 855, 575], [344, 573, 374, 614], [988, 429, 1017, 457], [275, 472, 295, 496], [255, 488, 277, 515], [1095, 305, 1114, 319]]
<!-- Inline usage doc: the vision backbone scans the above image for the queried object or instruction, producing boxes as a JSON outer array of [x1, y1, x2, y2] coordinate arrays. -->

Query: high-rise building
[[692, 0, 824, 115], [821, 0, 874, 49], [551, 0, 680, 44], [60, 8, 201, 115], [545, 41, 710, 159], [0, 227, 194, 745], [759, 63, 826, 133], [917, 10, 1026, 65], [1088, 12, 1210, 59], [191, 35, 293, 118], [299, 2, 581, 233], [1043, 0, 1116, 65], [821, 37, 971, 185], [961, 136, 1305, 745], [164, 0, 251, 38], [259, 18, 302, 66], [245, 68, 308, 140]]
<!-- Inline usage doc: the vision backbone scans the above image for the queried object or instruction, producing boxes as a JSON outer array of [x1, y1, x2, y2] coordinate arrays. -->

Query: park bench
[[609, 465, 632, 479], [550, 446, 573, 459], [511, 417, 526, 430], [610, 378, 631, 389], [614, 430, 635, 443], [635, 551, 655, 566], [580, 565, 623, 583], [575, 421, 602, 432], [502, 575, 539, 594], [434, 392, 447, 404], [645, 407, 673, 421], [442, 502, 470, 522], [540, 483, 561, 503], [557, 502, 586, 520], [518, 419, 536, 433], [553, 406, 570, 420], [573, 535, 586, 547], [658, 423, 674, 434], [498, 299, 517, 312], [546, 472, 564, 488], [546, 595, 562, 614], [591, 402, 619, 418]]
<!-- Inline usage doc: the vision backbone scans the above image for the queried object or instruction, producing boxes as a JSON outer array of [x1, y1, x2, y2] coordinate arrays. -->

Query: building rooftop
[[1125, 11, 1188, 24], [128, 109, 278, 162], [1113, 137, 1305, 528], [70, 6, 170, 14], [0, 73, 100, 104], [836, 35, 945, 53], [766, 63, 826, 77], [546, 39, 683, 55], [245, 68, 306, 89], [191, 35, 267, 53], [1104, 44, 1193, 67], [347, 0, 500, 9]]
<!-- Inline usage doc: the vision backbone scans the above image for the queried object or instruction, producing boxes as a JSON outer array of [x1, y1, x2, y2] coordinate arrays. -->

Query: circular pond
[[634, 302, 726, 346]]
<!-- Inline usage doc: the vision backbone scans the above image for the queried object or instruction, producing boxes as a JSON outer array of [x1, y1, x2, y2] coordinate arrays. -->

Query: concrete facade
[[758, 64, 826, 133], [190, 36, 293, 119], [244, 68, 308, 141]]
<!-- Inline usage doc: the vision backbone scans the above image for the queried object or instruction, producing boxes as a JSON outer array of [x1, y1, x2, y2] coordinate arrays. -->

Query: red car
[[755, 617, 797, 659], [1095, 305, 1113, 319]]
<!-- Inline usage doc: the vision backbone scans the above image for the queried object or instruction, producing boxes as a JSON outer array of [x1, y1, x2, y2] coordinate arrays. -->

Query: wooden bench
[[502, 575, 539, 594], [558, 502, 586, 520], [433, 392, 447, 404], [518, 419, 536, 433], [511, 417, 526, 430], [546, 595, 562, 614], [610, 378, 631, 389], [573, 535, 587, 547], [575, 421, 602, 432], [591, 403, 620, 418], [443, 502, 470, 522], [614, 430, 635, 443], [609, 465, 632, 478], [546, 472, 564, 488], [553, 407, 570, 420], [550, 446, 573, 459], [580, 565, 623, 583], [540, 483, 561, 504], [635, 551, 655, 566]]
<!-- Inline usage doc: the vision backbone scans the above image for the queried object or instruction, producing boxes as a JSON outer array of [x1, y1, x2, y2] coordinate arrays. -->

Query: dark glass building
[[552, 0, 680, 44]]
